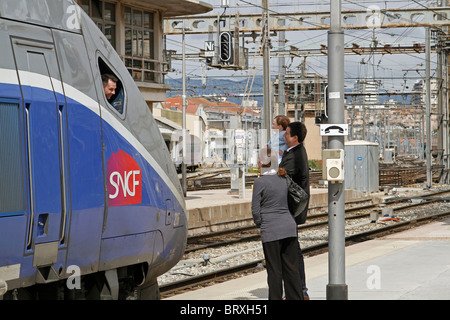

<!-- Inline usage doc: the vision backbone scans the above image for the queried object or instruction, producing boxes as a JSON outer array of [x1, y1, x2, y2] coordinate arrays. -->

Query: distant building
[[274, 72, 328, 121], [411, 80, 424, 107], [274, 72, 333, 161], [155, 96, 262, 165], [353, 78, 381, 108], [410, 79, 439, 137], [411, 79, 438, 108]]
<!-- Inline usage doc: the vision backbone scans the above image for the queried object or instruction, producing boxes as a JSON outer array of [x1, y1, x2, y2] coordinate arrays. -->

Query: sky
[[165, 0, 442, 97]]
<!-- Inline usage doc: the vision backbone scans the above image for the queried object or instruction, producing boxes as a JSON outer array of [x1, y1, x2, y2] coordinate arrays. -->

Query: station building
[[75, 0, 212, 107], [155, 96, 262, 166], [274, 72, 332, 161]]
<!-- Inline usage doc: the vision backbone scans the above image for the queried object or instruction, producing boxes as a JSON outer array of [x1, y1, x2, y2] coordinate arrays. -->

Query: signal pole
[[263, 0, 271, 142], [181, 22, 189, 197], [425, 26, 432, 188], [326, 0, 348, 300]]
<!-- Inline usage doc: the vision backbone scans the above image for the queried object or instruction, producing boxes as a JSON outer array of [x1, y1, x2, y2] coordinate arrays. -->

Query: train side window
[[98, 57, 126, 115], [0, 100, 25, 216]]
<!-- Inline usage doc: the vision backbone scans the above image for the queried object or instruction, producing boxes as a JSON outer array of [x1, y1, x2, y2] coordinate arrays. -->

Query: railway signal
[[219, 31, 233, 63]]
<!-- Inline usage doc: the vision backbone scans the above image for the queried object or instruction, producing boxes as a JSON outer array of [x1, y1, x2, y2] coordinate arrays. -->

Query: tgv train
[[0, 0, 186, 299]]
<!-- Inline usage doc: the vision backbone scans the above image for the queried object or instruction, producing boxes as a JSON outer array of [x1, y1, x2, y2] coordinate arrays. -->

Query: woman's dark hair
[[277, 167, 287, 176]]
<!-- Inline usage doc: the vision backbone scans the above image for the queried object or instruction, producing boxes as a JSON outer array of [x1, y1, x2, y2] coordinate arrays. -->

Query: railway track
[[183, 187, 450, 253], [184, 163, 443, 191], [159, 187, 450, 298]]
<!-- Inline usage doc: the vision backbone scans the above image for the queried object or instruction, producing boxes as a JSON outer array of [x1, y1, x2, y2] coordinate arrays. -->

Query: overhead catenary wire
[[165, 0, 442, 99]]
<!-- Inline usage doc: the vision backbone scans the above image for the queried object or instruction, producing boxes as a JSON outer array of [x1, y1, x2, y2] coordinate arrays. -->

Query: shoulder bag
[[285, 175, 309, 224]]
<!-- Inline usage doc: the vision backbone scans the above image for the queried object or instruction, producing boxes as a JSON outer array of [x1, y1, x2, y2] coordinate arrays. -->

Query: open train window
[[98, 57, 126, 115]]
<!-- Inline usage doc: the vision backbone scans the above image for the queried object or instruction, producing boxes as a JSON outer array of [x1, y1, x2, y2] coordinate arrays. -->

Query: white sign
[[205, 41, 215, 57], [329, 91, 340, 99], [235, 129, 246, 144], [320, 124, 348, 136]]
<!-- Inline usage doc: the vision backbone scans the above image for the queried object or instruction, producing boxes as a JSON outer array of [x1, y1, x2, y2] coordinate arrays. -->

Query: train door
[[12, 37, 69, 276]]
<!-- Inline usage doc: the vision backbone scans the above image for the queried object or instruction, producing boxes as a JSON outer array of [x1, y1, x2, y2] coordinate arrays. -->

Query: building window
[[81, 0, 116, 48], [124, 6, 156, 82]]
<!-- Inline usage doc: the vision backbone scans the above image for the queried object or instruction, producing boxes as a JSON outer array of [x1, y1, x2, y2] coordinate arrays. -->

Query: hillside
[[165, 77, 407, 106]]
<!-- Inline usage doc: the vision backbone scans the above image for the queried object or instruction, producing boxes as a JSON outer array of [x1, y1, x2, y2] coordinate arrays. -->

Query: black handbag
[[285, 175, 309, 224]]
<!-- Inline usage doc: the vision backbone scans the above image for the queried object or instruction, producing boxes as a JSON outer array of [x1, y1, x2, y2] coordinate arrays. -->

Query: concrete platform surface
[[167, 216, 450, 300], [185, 188, 256, 210]]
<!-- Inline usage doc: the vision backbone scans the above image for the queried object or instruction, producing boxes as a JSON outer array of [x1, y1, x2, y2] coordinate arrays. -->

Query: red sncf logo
[[107, 150, 142, 207]]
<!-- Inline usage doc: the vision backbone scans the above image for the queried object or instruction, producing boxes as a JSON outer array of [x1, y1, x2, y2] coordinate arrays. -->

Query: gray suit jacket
[[251, 172, 298, 243]]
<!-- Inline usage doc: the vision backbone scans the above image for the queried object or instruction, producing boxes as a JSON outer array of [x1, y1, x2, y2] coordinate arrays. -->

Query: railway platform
[[185, 187, 374, 236], [167, 216, 450, 300]]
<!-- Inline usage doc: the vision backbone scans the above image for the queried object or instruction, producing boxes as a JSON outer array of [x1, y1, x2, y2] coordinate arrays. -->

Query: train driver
[[102, 73, 118, 103]]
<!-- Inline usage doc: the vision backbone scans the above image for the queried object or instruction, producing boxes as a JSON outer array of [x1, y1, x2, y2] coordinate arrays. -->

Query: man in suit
[[280, 121, 310, 299]]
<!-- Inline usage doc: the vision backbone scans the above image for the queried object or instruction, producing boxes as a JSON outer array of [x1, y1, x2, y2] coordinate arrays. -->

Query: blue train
[[0, 0, 186, 299]]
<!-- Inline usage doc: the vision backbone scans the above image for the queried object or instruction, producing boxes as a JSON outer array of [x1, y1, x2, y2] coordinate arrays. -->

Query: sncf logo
[[107, 150, 142, 207]]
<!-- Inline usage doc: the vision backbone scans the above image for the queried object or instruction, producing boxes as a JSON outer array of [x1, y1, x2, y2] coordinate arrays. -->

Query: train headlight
[[173, 211, 185, 227]]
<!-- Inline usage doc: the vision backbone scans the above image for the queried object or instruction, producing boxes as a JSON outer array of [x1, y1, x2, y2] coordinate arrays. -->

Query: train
[[0, 0, 186, 299], [167, 131, 203, 173]]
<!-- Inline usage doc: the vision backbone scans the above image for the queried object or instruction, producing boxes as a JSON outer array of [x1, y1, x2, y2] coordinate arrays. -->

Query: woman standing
[[251, 148, 304, 300]]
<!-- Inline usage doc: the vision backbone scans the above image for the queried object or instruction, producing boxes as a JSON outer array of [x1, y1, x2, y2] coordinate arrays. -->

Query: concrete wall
[[186, 189, 373, 236]]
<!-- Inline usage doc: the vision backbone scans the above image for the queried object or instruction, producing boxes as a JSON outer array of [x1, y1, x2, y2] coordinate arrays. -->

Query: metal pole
[[278, 19, 286, 116], [437, 32, 444, 182], [425, 26, 432, 188], [263, 0, 271, 142], [444, 48, 449, 184], [326, 0, 348, 300], [182, 24, 187, 197], [294, 75, 298, 121]]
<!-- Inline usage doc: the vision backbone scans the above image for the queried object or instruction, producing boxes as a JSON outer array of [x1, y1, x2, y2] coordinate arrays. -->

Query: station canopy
[[134, 0, 213, 17]]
